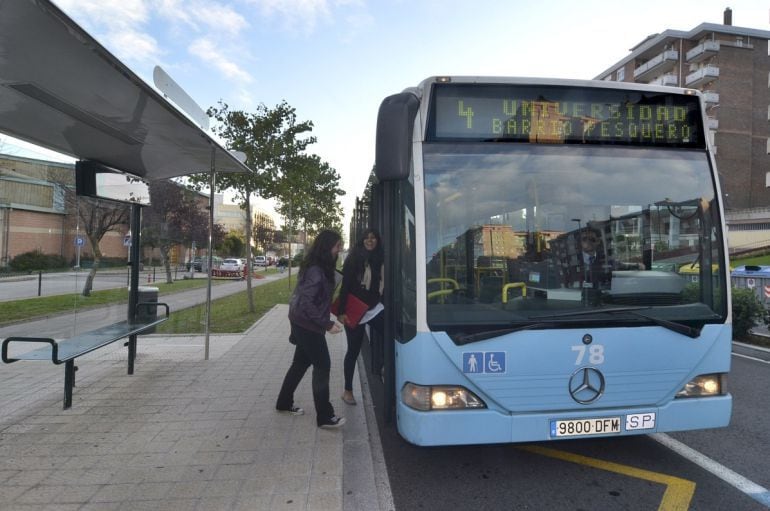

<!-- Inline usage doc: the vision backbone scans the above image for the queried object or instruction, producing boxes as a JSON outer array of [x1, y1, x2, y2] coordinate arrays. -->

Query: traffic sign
[[74, 235, 85, 247], [123, 235, 131, 247]]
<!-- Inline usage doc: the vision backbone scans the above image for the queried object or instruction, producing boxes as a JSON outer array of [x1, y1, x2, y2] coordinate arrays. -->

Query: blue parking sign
[[484, 352, 506, 373], [462, 352, 483, 373]]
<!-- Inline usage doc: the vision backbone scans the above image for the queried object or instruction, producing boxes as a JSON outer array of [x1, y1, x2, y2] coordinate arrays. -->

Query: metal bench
[[2, 302, 169, 409]]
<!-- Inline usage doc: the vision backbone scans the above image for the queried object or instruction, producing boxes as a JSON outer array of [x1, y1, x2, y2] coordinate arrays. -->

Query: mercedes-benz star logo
[[568, 367, 605, 404]]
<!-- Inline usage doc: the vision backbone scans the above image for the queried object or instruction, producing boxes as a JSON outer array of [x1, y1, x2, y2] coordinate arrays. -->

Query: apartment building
[[595, 9, 770, 247]]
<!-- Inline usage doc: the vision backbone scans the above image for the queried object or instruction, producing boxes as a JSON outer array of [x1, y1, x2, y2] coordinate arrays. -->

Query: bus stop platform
[[0, 305, 391, 510]]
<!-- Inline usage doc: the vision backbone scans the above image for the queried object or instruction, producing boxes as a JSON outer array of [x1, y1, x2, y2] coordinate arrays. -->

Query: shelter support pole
[[205, 146, 215, 360], [128, 203, 141, 321]]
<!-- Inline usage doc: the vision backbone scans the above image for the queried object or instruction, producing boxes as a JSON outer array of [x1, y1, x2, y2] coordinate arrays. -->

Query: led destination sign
[[429, 83, 705, 147]]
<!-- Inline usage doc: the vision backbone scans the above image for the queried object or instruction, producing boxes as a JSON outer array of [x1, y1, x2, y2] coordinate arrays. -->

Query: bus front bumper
[[395, 395, 732, 446]]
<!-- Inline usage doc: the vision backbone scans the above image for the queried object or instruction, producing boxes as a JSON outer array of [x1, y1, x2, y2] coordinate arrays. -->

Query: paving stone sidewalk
[[0, 305, 386, 510]]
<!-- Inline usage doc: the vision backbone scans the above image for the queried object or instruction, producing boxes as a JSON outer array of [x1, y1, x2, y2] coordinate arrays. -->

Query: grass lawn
[[0, 277, 218, 325], [156, 276, 296, 334], [731, 255, 770, 267]]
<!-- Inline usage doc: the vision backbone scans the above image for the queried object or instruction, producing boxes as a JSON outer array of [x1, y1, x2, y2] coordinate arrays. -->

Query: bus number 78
[[572, 345, 605, 365]]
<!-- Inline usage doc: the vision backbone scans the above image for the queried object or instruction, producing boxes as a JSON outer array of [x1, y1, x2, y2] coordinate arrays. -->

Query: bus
[[356, 76, 731, 446]]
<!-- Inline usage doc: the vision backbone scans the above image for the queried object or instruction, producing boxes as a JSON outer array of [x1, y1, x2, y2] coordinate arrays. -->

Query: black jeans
[[276, 322, 335, 425], [343, 312, 383, 391]]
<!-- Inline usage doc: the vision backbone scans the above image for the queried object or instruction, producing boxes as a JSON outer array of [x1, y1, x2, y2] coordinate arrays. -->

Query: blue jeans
[[276, 322, 335, 425]]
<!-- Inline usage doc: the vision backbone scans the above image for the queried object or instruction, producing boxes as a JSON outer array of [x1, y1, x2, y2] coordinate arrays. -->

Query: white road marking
[[732, 352, 770, 364], [652, 433, 770, 508]]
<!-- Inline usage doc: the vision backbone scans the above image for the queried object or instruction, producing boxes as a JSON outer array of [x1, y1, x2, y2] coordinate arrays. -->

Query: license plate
[[550, 417, 621, 437]]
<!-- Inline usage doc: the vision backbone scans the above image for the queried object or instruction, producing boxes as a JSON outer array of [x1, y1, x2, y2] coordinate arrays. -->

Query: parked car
[[253, 256, 268, 267], [220, 258, 242, 272], [185, 256, 203, 271], [201, 256, 223, 272]]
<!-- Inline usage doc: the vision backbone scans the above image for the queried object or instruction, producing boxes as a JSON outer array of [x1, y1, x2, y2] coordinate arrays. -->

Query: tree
[[77, 197, 130, 296], [189, 100, 317, 312], [275, 153, 345, 238], [220, 230, 246, 258], [142, 180, 223, 284], [252, 211, 276, 255]]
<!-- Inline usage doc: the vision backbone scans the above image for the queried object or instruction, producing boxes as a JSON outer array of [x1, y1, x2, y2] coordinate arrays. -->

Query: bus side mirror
[[375, 91, 420, 181]]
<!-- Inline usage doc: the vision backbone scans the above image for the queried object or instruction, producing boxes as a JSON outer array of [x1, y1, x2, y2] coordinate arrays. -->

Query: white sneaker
[[319, 416, 346, 429], [277, 406, 304, 416]]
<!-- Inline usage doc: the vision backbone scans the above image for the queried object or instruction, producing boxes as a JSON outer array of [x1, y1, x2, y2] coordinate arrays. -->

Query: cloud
[[105, 29, 163, 64], [189, 3, 249, 36], [155, 0, 196, 28], [157, 1, 249, 37], [189, 39, 253, 83], [55, 0, 149, 27], [54, 0, 162, 64], [245, 0, 333, 33]]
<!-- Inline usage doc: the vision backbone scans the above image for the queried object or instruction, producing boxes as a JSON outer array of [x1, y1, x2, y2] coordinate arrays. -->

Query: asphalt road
[[363, 341, 770, 510], [0, 267, 208, 301]]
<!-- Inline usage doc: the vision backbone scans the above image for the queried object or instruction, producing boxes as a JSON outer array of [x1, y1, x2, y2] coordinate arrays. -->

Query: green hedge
[[76, 257, 129, 269], [731, 287, 768, 339], [9, 250, 68, 272]]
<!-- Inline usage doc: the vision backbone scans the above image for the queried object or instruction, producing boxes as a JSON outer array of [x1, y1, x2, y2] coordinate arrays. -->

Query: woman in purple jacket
[[276, 230, 346, 429]]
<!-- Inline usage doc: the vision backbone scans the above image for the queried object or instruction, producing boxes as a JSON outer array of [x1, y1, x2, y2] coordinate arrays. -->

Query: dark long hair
[[299, 229, 341, 282], [349, 228, 384, 281]]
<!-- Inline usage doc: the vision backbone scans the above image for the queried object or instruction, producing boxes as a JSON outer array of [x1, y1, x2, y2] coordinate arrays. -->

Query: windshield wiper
[[454, 322, 557, 344], [531, 307, 702, 338]]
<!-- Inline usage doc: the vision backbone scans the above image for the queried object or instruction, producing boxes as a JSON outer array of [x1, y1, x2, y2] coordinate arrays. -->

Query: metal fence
[[731, 266, 770, 308]]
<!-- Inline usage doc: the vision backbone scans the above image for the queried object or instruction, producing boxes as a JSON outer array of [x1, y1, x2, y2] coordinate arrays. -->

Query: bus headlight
[[401, 382, 486, 411], [675, 373, 727, 398]]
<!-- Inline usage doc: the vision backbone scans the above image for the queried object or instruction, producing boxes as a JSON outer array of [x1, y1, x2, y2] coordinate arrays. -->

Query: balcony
[[686, 41, 720, 63], [650, 74, 678, 87], [633, 50, 679, 82], [702, 91, 719, 105], [686, 65, 719, 87]]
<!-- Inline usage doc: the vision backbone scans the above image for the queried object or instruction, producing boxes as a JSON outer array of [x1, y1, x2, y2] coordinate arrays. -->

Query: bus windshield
[[424, 143, 726, 334]]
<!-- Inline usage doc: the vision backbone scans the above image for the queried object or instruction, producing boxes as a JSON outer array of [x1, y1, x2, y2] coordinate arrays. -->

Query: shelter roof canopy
[[0, 0, 250, 181]]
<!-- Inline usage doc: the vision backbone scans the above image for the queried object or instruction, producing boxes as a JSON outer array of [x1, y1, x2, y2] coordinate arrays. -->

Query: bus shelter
[[0, 0, 251, 352]]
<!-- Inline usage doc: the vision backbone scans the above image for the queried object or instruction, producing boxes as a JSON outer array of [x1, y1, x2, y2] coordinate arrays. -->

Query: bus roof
[[416, 76, 702, 98]]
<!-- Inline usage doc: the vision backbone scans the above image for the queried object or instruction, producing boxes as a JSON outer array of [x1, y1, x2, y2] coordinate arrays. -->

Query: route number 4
[[572, 345, 605, 365], [458, 100, 474, 129]]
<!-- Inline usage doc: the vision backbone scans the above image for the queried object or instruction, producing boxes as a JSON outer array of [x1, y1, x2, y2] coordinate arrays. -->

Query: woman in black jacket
[[337, 228, 384, 406], [276, 230, 346, 429]]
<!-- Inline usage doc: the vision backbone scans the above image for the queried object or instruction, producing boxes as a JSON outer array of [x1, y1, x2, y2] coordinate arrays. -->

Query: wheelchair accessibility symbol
[[463, 351, 506, 374]]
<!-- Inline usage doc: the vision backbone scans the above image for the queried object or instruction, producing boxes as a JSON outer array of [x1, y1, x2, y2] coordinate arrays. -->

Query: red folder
[[331, 293, 368, 328]]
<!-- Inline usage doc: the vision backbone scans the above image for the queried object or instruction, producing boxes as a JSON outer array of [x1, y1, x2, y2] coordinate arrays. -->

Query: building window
[[767, 171, 770, 188], [616, 68, 625, 81]]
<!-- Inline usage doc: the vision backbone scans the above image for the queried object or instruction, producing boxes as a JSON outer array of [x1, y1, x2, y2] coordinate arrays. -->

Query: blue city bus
[[358, 76, 731, 446]]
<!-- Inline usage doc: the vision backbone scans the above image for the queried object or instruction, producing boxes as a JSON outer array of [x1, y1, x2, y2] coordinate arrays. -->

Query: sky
[[2, 0, 769, 232]]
